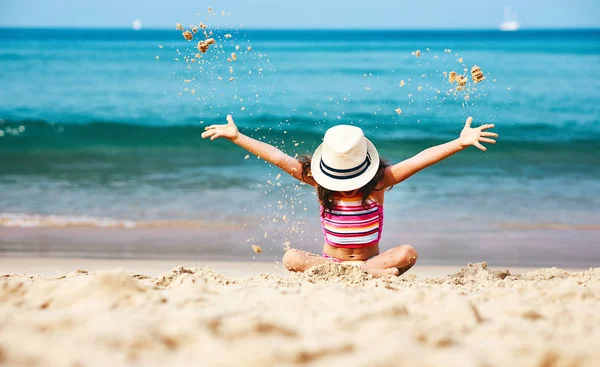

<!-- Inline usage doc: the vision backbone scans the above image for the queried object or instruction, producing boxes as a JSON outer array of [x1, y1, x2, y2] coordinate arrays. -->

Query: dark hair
[[298, 154, 391, 212]]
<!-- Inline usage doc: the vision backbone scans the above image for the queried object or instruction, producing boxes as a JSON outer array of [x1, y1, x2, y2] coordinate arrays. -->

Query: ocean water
[[1, 28, 599, 265]]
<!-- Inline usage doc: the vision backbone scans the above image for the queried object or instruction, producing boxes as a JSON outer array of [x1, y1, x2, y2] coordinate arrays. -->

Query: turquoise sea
[[1, 28, 599, 266]]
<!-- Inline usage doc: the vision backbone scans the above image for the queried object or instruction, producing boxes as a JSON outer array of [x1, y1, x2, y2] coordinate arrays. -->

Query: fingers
[[210, 133, 222, 140], [465, 116, 473, 127], [481, 132, 498, 138], [227, 114, 234, 124], [201, 129, 217, 139], [474, 141, 487, 151], [204, 125, 217, 130], [479, 137, 496, 144], [478, 124, 495, 131]]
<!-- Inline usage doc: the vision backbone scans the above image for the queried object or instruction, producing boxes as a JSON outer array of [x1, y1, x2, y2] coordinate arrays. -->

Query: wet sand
[[2, 224, 599, 267], [1, 258, 599, 366]]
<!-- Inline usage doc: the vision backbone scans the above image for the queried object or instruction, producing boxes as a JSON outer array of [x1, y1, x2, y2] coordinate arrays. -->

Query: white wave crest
[[0, 213, 137, 228]]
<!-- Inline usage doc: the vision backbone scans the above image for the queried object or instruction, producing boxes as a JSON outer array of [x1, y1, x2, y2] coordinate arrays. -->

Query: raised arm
[[379, 117, 497, 188], [201, 115, 315, 185]]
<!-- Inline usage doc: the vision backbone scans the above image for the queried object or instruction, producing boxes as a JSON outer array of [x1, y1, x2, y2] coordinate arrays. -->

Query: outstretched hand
[[458, 117, 498, 151], [201, 115, 239, 141]]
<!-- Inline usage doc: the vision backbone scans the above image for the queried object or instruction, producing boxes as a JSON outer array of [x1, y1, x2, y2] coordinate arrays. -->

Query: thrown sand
[[1, 262, 599, 366]]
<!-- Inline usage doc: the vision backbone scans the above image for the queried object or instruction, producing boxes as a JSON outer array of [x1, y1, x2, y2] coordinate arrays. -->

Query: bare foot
[[362, 267, 400, 278]]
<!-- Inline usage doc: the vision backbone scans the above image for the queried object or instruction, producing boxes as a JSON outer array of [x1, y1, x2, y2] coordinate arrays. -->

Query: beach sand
[[1, 258, 599, 367]]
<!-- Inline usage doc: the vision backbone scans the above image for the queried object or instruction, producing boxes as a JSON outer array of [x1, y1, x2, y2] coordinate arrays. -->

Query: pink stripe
[[329, 204, 378, 211]]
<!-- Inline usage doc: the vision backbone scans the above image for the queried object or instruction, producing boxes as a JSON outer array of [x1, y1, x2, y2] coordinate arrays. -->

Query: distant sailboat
[[499, 7, 519, 31], [132, 19, 142, 31]]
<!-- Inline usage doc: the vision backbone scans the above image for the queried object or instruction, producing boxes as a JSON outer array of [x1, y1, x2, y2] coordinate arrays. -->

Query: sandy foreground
[[0, 258, 599, 367]]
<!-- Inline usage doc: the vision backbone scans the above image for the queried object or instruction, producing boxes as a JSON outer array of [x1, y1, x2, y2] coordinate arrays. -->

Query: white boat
[[499, 7, 519, 31], [132, 19, 142, 31]]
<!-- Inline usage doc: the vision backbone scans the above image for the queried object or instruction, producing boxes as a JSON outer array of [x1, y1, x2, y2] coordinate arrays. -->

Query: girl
[[202, 115, 497, 277]]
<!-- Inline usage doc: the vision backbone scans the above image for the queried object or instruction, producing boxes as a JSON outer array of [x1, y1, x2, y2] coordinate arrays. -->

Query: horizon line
[[0, 26, 599, 32]]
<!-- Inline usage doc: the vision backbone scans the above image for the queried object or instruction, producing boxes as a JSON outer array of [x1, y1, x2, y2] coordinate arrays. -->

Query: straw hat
[[311, 125, 380, 191]]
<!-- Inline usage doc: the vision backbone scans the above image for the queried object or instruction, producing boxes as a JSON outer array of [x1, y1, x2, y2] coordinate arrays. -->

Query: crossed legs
[[283, 245, 418, 278]]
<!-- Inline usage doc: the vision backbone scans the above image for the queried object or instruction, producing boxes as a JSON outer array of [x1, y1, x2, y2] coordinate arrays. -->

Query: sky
[[0, 0, 599, 29]]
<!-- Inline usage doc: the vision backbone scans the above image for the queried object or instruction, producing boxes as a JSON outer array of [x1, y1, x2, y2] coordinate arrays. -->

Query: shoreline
[[2, 223, 599, 268]]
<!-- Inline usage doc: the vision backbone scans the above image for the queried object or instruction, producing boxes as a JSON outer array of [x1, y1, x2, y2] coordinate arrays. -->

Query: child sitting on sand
[[202, 115, 497, 277]]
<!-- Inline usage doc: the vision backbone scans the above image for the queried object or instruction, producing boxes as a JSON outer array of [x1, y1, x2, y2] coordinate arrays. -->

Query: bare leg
[[362, 245, 418, 277], [282, 249, 328, 272]]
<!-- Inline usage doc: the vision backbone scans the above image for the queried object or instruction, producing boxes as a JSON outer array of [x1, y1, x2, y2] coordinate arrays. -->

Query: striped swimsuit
[[320, 193, 383, 262]]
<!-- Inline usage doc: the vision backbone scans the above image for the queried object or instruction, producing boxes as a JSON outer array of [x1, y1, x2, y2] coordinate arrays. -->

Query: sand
[[1, 259, 599, 367]]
